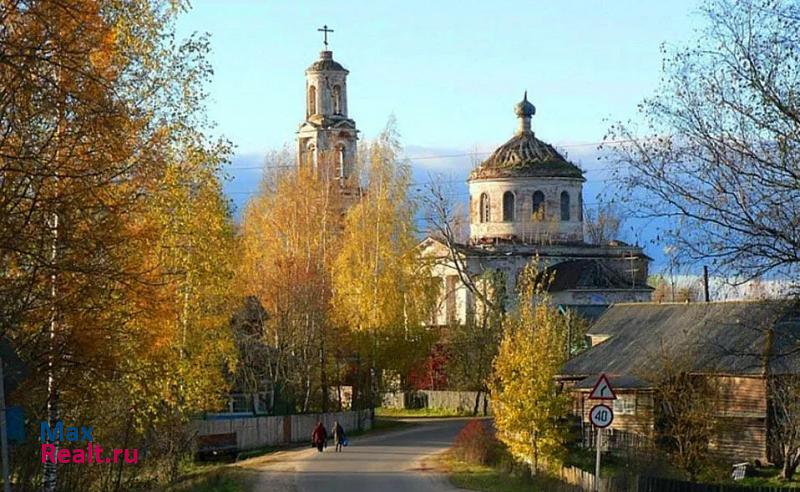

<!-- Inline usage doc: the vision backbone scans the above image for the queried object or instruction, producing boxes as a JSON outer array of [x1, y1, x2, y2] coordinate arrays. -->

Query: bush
[[452, 420, 501, 465]]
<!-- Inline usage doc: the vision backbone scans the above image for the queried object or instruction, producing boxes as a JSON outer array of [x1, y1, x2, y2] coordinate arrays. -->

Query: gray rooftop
[[561, 301, 800, 380]]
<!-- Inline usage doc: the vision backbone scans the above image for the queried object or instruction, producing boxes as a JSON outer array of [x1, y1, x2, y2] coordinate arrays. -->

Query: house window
[[479, 193, 490, 223], [612, 394, 636, 415], [503, 191, 515, 222], [532, 190, 545, 220], [560, 191, 570, 221]]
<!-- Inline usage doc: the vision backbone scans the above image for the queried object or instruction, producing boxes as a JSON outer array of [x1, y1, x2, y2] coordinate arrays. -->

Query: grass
[[438, 452, 569, 492], [733, 467, 800, 489], [375, 407, 470, 418], [162, 467, 258, 492]]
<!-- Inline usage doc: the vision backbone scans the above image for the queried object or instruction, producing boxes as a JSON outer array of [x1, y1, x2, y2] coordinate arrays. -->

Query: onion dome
[[514, 90, 536, 118], [307, 51, 348, 73], [469, 93, 584, 181]]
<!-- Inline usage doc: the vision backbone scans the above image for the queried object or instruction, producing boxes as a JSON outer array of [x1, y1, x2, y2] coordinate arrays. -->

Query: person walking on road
[[311, 421, 327, 453], [332, 420, 346, 452]]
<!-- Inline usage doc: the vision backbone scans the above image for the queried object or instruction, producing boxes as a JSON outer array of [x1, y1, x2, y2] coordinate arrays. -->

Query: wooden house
[[558, 301, 800, 462]]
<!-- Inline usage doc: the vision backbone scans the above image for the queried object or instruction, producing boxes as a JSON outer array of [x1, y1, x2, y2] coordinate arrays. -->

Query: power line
[[224, 138, 641, 171], [226, 173, 626, 196]]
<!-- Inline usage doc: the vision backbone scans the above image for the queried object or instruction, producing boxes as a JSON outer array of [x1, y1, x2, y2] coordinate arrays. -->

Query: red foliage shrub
[[452, 420, 500, 465]]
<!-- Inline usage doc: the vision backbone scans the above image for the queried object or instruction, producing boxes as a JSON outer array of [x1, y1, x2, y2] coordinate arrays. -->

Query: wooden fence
[[581, 426, 652, 452], [637, 476, 798, 492], [555, 465, 635, 492], [549, 467, 798, 492], [381, 390, 491, 415], [190, 410, 372, 452]]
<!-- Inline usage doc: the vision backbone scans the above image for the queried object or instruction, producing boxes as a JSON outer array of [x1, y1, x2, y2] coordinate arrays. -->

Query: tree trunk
[[781, 449, 798, 481]]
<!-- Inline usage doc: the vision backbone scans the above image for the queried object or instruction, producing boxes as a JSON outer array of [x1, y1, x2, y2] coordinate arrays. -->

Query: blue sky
[[176, 0, 706, 269]]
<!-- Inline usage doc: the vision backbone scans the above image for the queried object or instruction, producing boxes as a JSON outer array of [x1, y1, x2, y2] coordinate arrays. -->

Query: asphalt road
[[252, 418, 468, 492]]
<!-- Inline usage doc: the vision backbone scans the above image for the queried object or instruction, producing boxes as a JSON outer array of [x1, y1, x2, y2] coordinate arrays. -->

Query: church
[[295, 34, 653, 323], [419, 93, 653, 323]]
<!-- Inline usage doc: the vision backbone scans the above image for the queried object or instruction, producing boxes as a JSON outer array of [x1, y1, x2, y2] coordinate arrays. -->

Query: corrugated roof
[[561, 301, 800, 379], [574, 374, 652, 390]]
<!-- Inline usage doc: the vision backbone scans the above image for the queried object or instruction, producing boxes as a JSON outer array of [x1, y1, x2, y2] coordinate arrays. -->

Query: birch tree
[[490, 264, 571, 474], [332, 120, 438, 409]]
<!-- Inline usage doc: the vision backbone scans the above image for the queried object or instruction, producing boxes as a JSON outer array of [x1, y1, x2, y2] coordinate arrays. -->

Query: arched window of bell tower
[[308, 85, 317, 116], [333, 85, 342, 115]]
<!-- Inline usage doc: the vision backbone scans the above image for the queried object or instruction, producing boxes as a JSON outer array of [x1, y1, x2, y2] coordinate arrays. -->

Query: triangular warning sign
[[589, 373, 617, 400]]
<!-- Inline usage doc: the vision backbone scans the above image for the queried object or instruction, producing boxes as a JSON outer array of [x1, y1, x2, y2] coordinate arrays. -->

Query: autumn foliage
[[1, 0, 236, 490], [452, 420, 501, 465], [490, 264, 571, 474]]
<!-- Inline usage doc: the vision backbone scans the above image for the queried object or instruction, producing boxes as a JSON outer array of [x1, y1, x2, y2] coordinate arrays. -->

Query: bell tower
[[297, 25, 359, 203]]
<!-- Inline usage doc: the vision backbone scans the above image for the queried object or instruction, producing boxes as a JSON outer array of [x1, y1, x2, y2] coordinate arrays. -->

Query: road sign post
[[588, 373, 616, 492], [595, 427, 601, 492]]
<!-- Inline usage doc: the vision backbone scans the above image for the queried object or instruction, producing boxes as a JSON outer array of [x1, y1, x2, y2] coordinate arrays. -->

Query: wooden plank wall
[[709, 375, 768, 462]]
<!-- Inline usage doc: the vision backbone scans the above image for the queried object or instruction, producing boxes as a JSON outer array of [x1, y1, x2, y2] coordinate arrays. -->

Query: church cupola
[[468, 93, 586, 245], [514, 91, 536, 134], [297, 25, 359, 205]]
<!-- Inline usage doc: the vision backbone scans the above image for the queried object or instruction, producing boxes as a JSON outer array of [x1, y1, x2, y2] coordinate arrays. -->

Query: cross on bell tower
[[317, 25, 334, 49]]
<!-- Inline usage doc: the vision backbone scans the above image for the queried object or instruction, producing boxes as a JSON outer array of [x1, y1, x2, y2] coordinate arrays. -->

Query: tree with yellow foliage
[[332, 119, 438, 409], [490, 263, 571, 474], [1, 1, 237, 489], [237, 149, 344, 413]]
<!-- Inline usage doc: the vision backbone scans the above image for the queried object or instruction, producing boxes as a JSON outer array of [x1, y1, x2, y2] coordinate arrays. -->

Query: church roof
[[307, 51, 348, 73], [469, 94, 584, 181], [541, 260, 649, 292]]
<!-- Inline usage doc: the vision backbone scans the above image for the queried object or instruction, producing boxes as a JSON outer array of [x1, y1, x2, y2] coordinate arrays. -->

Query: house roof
[[573, 374, 653, 391], [560, 301, 800, 380]]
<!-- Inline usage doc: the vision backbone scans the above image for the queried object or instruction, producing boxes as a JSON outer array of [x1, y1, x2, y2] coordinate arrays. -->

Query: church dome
[[307, 51, 348, 73], [514, 91, 536, 117], [469, 94, 584, 181]]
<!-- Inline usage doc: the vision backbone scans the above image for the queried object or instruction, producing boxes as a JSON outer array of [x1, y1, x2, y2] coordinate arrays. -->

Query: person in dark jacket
[[332, 421, 346, 452], [311, 421, 327, 452]]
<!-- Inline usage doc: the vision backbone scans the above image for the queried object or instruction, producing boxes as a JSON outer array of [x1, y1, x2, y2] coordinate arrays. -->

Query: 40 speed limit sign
[[589, 404, 614, 428]]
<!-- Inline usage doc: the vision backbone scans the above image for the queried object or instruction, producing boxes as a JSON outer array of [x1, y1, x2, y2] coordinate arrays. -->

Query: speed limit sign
[[589, 404, 614, 428]]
